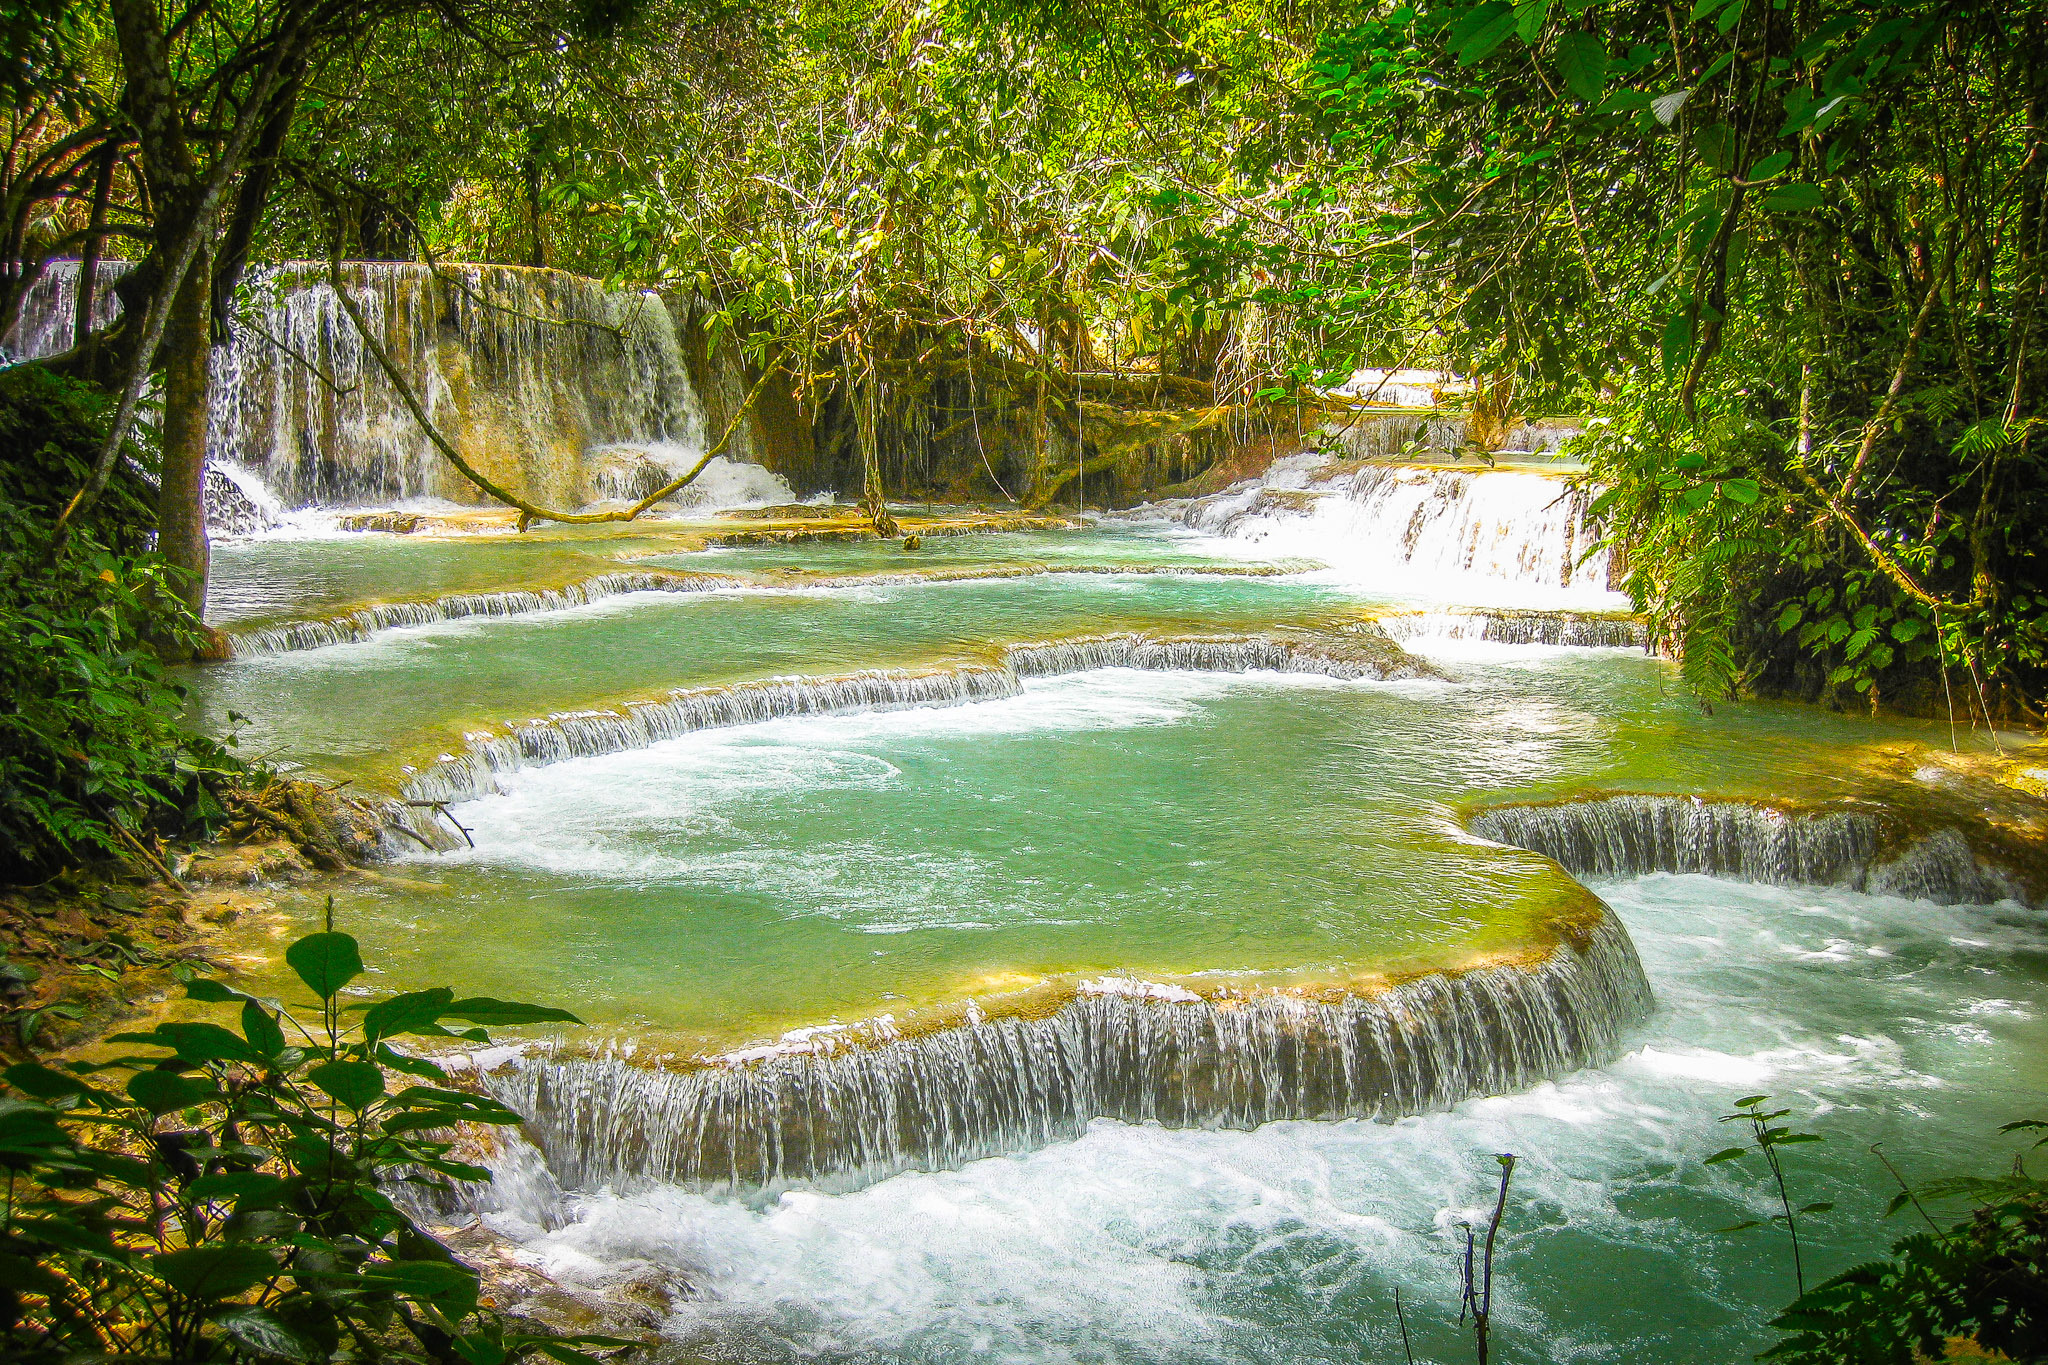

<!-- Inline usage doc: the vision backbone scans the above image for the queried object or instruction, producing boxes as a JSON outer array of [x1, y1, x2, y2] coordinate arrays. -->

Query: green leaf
[[1890, 617, 1926, 642], [185, 979, 256, 1004], [3, 1062, 104, 1107], [364, 1258, 481, 1307], [363, 988, 455, 1042], [442, 998, 584, 1028], [1719, 1219, 1763, 1233], [242, 1001, 287, 1059], [285, 932, 363, 1000], [1514, 0, 1551, 43], [1734, 1095, 1770, 1107], [1704, 1147, 1750, 1165], [157, 1021, 264, 1066], [213, 1306, 322, 1362], [1762, 183, 1827, 211], [1455, 5, 1520, 63], [151, 1245, 278, 1300], [1554, 31, 1608, 101], [1745, 151, 1792, 180], [1799, 1201, 1835, 1214], [1696, 123, 1737, 173], [187, 1171, 288, 1204], [1661, 311, 1695, 379], [307, 1060, 385, 1109], [127, 1070, 214, 1114], [1720, 478, 1760, 505]]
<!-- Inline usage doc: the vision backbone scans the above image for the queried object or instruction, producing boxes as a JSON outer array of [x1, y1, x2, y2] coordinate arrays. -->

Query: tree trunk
[[157, 243, 212, 621]]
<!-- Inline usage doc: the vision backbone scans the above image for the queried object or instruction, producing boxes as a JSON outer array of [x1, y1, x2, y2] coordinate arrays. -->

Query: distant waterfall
[[1470, 795, 2040, 908], [1177, 461, 1616, 600], [473, 912, 1651, 1194], [1, 260, 126, 361], [226, 570, 744, 654], [393, 629, 1444, 812], [1379, 609, 1647, 649], [222, 562, 1297, 658], [7, 260, 716, 513]]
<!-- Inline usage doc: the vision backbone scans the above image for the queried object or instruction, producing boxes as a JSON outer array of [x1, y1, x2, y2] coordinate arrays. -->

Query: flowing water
[[87, 271, 2042, 1361]]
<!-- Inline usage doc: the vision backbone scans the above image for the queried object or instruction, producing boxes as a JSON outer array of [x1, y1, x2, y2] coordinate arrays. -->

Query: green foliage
[[0, 925, 618, 1363], [1180, 0, 2048, 717], [0, 367, 242, 882], [1764, 1120, 2048, 1364]]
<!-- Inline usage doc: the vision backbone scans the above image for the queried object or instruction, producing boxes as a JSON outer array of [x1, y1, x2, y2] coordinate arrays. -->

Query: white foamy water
[[423, 669, 1438, 894], [477, 874, 2048, 1363], [1165, 456, 1627, 611]]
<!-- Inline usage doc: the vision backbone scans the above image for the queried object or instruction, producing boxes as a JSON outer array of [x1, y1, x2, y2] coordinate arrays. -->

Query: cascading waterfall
[[393, 629, 1444, 812], [1378, 609, 1647, 649], [228, 571, 741, 654], [211, 262, 702, 509], [7, 260, 727, 514], [1182, 462, 1613, 595], [1469, 794, 2040, 908], [223, 562, 1300, 657], [470, 912, 1651, 1195], [0, 259, 126, 362]]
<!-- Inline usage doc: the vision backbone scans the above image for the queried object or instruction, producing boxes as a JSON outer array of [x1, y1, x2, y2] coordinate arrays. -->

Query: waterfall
[[227, 570, 741, 654], [1181, 462, 1613, 597], [0, 260, 126, 362], [223, 562, 1298, 657], [1469, 794, 2040, 908], [1379, 609, 1648, 649], [393, 629, 1443, 812], [7, 260, 725, 514], [471, 912, 1651, 1195]]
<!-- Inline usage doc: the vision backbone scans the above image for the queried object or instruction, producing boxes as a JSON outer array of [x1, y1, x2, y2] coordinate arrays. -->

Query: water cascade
[[1469, 794, 2041, 908], [394, 628, 1443, 811], [9, 260, 735, 514], [1378, 609, 1648, 649], [223, 561, 1300, 657], [475, 911, 1652, 1194], [1172, 456, 1615, 599], [227, 571, 744, 654]]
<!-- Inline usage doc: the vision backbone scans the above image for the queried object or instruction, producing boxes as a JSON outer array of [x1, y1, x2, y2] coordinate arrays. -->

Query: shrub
[[0, 366, 239, 882], [0, 918, 621, 1363]]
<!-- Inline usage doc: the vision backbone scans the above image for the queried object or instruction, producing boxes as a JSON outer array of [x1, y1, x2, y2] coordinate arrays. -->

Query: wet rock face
[[588, 446, 674, 503], [204, 468, 274, 536], [334, 511, 422, 534]]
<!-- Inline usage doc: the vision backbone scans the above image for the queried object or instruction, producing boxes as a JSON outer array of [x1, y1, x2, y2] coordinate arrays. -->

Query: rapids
[[112, 303, 2039, 1360]]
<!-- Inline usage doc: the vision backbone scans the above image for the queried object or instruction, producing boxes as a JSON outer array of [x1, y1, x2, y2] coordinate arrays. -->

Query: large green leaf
[[127, 1070, 215, 1114], [1450, 3, 1518, 64], [151, 1245, 278, 1300], [242, 1001, 287, 1059], [442, 998, 584, 1027], [307, 1060, 385, 1109], [1762, 182, 1827, 211], [214, 1307, 323, 1362], [1554, 31, 1607, 100], [285, 932, 363, 999], [156, 1021, 264, 1066], [363, 988, 455, 1042]]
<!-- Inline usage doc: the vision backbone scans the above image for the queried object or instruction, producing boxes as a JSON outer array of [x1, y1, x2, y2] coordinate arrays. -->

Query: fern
[[1680, 612, 1740, 710]]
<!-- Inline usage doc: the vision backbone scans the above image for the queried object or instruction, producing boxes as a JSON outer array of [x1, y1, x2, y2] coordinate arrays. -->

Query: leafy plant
[[1705, 1094, 1832, 1295], [1763, 1120, 2048, 1364], [0, 915, 619, 1363], [0, 366, 243, 882]]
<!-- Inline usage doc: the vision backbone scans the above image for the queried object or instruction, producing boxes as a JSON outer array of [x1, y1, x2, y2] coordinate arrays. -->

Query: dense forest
[[4, 1, 2048, 1362], [7, 0, 2043, 714]]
